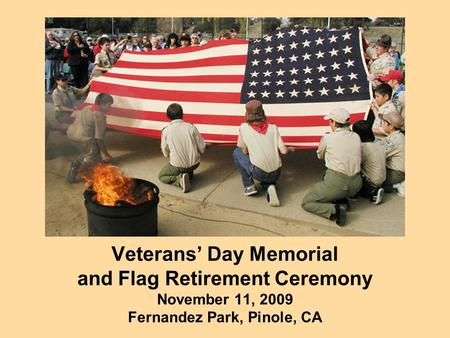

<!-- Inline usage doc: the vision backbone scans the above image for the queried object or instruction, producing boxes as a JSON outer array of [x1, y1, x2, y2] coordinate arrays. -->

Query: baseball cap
[[101, 34, 109, 38], [86, 37, 93, 41], [54, 73, 68, 81], [378, 112, 404, 129], [324, 108, 350, 124], [379, 69, 403, 82]]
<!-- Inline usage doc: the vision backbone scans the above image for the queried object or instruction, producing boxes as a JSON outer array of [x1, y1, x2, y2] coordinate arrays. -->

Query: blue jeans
[[233, 147, 281, 189], [45, 59, 59, 93]]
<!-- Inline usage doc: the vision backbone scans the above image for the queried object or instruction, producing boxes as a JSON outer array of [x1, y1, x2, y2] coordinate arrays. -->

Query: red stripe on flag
[[102, 72, 245, 83], [91, 82, 241, 104], [123, 39, 248, 55], [115, 55, 247, 69]]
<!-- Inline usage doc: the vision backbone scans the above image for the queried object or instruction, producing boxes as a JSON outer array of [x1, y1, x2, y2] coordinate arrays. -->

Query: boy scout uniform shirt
[[317, 127, 361, 176], [383, 130, 405, 172], [52, 85, 83, 114], [161, 119, 206, 168], [94, 50, 117, 69], [372, 100, 397, 130], [237, 123, 285, 173], [366, 50, 396, 87], [361, 142, 386, 186], [392, 87, 405, 130], [67, 106, 107, 143]]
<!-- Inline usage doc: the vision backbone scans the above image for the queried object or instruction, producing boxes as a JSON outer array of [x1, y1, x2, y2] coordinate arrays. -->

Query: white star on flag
[[263, 70, 272, 77], [342, 31, 352, 40], [304, 78, 313, 84], [318, 76, 328, 83], [319, 87, 329, 96], [290, 67, 299, 75], [304, 88, 314, 97], [275, 90, 285, 97], [252, 48, 261, 55], [315, 37, 324, 45], [334, 86, 345, 94], [289, 89, 299, 97], [290, 79, 299, 85], [276, 56, 285, 64], [263, 58, 272, 65], [300, 27, 309, 34], [333, 74, 343, 82], [328, 35, 338, 43], [288, 29, 297, 37], [276, 80, 285, 86], [289, 41, 298, 49], [264, 46, 273, 53], [315, 50, 325, 59], [276, 31, 285, 39], [249, 81, 258, 87], [302, 40, 311, 47], [329, 48, 339, 57], [331, 62, 341, 70], [262, 80, 271, 86], [350, 84, 360, 93], [264, 35, 272, 42], [250, 71, 259, 78], [261, 90, 270, 98], [303, 66, 312, 74], [276, 43, 285, 52], [348, 73, 358, 80], [315, 28, 323, 32], [276, 69, 285, 76], [317, 64, 326, 72], [248, 91, 256, 98], [343, 45, 352, 54], [345, 59, 355, 67], [302, 53, 311, 61], [289, 54, 299, 62], [251, 59, 260, 66]]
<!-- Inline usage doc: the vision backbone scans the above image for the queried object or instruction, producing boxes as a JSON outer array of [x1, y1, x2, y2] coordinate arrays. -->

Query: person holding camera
[[66, 31, 90, 88], [45, 31, 63, 94]]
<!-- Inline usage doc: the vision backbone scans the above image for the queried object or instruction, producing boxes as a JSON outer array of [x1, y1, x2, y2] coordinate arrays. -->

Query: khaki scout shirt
[[317, 127, 361, 177], [237, 123, 285, 173], [383, 130, 405, 172], [367, 51, 395, 87], [372, 100, 397, 131], [67, 106, 107, 144], [392, 90, 405, 131], [361, 142, 386, 186], [52, 85, 83, 115], [94, 50, 117, 69], [161, 119, 206, 168]]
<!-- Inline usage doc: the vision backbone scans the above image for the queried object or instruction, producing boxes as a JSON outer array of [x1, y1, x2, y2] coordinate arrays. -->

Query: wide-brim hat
[[245, 100, 265, 120], [376, 34, 392, 49], [378, 112, 404, 129]]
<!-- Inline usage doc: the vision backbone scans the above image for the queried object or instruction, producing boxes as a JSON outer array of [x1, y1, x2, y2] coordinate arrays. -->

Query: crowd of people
[[46, 27, 406, 227]]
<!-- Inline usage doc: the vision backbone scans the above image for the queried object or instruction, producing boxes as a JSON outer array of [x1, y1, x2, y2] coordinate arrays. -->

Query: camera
[[127, 35, 132, 41]]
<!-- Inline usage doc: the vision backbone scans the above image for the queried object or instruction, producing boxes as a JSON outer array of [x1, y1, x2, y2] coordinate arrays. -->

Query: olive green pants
[[302, 169, 362, 219], [383, 168, 405, 192], [158, 162, 200, 187], [71, 140, 101, 165]]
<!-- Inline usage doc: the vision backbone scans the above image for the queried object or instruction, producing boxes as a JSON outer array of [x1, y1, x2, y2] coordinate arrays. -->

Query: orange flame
[[83, 163, 151, 206]]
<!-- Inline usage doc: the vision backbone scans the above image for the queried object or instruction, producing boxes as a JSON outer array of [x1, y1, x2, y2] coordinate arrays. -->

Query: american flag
[[85, 26, 372, 149]]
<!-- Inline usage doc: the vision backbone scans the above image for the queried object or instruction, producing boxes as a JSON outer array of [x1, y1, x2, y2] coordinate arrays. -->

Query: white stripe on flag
[[109, 65, 246, 77], [94, 76, 242, 93], [119, 44, 249, 63]]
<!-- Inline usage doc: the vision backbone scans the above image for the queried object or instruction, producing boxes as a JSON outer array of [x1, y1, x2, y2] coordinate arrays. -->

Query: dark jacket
[[66, 41, 90, 66], [45, 39, 63, 61]]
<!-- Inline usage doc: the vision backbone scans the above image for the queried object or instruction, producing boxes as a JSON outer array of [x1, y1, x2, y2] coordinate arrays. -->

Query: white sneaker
[[244, 185, 258, 196], [180, 173, 191, 193], [372, 188, 384, 205], [267, 185, 280, 207]]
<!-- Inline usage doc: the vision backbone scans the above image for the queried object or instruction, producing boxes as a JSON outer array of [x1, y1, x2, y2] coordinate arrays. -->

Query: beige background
[[1, 1, 449, 336]]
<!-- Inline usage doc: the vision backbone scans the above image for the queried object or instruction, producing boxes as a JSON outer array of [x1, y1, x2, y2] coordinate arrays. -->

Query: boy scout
[[52, 73, 91, 124], [379, 69, 405, 131], [91, 37, 118, 79], [302, 108, 362, 226], [158, 103, 206, 193], [366, 34, 396, 87], [352, 120, 386, 205], [371, 83, 397, 138], [379, 112, 405, 192], [66, 93, 114, 183]]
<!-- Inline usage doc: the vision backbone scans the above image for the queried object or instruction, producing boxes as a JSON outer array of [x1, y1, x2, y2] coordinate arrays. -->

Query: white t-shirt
[[237, 123, 285, 173]]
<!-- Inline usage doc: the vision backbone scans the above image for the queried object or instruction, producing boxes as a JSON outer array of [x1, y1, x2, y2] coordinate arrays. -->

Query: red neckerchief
[[91, 104, 100, 111], [251, 121, 269, 134]]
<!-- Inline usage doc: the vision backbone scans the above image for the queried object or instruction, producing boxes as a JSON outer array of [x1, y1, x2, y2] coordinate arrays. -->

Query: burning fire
[[83, 163, 152, 206]]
